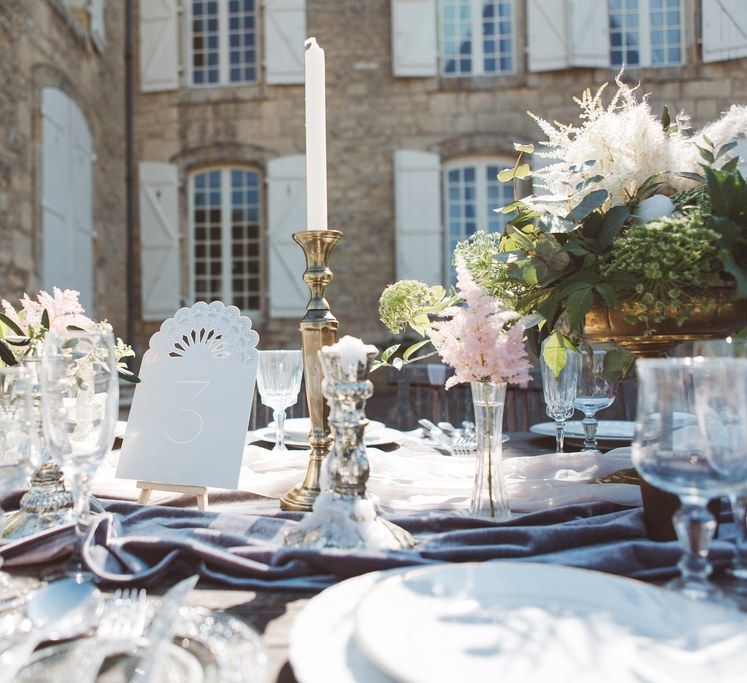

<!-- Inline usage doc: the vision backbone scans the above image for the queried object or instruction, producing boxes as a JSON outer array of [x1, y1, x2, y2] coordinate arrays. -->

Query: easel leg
[[196, 493, 208, 510], [137, 488, 152, 505]]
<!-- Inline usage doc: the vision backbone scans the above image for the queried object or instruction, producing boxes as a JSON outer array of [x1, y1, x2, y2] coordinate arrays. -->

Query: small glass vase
[[469, 381, 510, 521]]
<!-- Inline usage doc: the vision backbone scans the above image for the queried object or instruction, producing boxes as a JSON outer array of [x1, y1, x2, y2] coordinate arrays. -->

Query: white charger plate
[[267, 417, 385, 442], [289, 569, 406, 683], [530, 420, 634, 443], [354, 562, 747, 683], [254, 426, 403, 449]]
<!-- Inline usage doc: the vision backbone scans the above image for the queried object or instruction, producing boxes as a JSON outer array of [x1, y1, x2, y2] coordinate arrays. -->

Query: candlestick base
[[280, 229, 342, 513]]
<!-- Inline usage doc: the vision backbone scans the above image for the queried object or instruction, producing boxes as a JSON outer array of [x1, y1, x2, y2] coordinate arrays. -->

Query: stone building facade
[[0, 0, 128, 338], [132, 0, 747, 354]]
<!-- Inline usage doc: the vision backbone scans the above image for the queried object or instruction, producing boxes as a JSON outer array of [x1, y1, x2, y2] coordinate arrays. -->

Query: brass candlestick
[[280, 229, 342, 512]]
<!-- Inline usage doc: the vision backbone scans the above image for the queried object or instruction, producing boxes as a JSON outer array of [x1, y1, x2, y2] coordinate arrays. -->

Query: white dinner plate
[[530, 420, 635, 442], [267, 417, 385, 442], [254, 426, 403, 449], [354, 562, 747, 683], [289, 569, 406, 683]]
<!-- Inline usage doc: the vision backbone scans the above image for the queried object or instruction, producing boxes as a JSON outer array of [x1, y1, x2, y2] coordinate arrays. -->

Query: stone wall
[[132, 0, 747, 352], [0, 0, 127, 337]]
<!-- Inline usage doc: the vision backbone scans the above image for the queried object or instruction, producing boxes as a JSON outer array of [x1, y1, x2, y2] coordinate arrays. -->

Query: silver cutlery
[[79, 587, 148, 683], [128, 574, 199, 682], [0, 579, 98, 682]]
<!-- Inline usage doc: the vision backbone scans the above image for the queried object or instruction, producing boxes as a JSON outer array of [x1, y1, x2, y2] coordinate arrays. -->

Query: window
[[190, 167, 262, 312], [609, 0, 683, 68], [190, 0, 258, 86], [438, 0, 514, 76], [444, 158, 514, 282]]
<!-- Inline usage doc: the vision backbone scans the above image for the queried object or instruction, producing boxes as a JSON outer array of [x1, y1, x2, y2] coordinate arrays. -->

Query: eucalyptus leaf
[[497, 168, 516, 182], [514, 143, 535, 154], [0, 340, 18, 367], [118, 369, 141, 384], [698, 146, 715, 164], [716, 140, 738, 159], [0, 313, 24, 337], [565, 189, 609, 224], [661, 105, 671, 131], [403, 338, 431, 362], [721, 156, 740, 173], [514, 164, 531, 180], [5, 337, 30, 346], [542, 332, 567, 378], [380, 344, 400, 363], [596, 205, 630, 251], [392, 357, 404, 370], [678, 171, 705, 183], [41, 309, 50, 332]]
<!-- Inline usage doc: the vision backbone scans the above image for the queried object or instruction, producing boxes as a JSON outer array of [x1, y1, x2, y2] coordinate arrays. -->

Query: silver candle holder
[[284, 338, 414, 550]]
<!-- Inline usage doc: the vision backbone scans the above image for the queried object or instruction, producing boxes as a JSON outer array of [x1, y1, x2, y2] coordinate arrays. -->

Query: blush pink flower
[[428, 256, 532, 389], [2, 288, 95, 335]]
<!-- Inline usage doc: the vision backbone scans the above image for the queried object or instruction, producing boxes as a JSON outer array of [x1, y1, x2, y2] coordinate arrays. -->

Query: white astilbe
[[529, 79, 674, 217]]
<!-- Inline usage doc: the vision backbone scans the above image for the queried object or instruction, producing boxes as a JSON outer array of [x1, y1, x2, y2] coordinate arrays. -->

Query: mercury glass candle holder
[[284, 338, 414, 550]]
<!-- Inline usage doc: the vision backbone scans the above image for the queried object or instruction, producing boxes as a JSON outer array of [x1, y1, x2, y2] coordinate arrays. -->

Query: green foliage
[[378, 280, 450, 335]]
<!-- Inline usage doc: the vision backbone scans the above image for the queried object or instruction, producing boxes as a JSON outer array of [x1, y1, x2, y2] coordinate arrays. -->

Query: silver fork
[[79, 588, 148, 683]]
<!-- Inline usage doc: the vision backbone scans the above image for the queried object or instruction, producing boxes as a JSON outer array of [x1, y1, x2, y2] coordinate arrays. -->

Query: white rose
[[636, 194, 675, 223]]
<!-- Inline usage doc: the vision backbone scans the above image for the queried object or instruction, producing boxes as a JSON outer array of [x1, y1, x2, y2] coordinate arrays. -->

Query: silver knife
[[128, 575, 199, 682]]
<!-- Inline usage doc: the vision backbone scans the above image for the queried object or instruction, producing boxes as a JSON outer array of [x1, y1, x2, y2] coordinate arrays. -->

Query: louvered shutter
[[394, 150, 442, 283], [140, 0, 180, 92], [267, 155, 309, 318], [264, 0, 306, 84], [702, 0, 747, 63], [391, 0, 438, 77], [69, 102, 95, 314], [90, 0, 106, 51], [569, 0, 609, 67], [139, 162, 181, 321], [41, 88, 95, 314], [527, 0, 569, 72]]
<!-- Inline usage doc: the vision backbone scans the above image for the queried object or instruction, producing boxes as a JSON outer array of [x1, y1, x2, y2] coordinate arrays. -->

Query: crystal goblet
[[256, 350, 303, 452]]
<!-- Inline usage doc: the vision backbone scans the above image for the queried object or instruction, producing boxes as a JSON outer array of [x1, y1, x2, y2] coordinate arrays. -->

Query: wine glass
[[0, 367, 41, 601], [256, 350, 303, 452], [632, 357, 747, 600], [41, 330, 119, 582], [540, 344, 581, 453], [574, 347, 617, 452]]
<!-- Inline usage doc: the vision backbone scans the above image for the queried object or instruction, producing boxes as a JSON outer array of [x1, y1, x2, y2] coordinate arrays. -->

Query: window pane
[[192, 170, 222, 301], [439, 0, 473, 76], [481, 1, 513, 74], [227, 0, 258, 83], [444, 164, 478, 285], [608, 0, 641, 67], [228, 168, 262, 309], [191, 0, 219, 84], [650, 0, 682, 66]]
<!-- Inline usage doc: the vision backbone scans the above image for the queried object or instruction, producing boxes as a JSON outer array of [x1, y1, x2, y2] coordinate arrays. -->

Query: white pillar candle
[[323, 335, 377, 374], [304, 37, 328, 231]]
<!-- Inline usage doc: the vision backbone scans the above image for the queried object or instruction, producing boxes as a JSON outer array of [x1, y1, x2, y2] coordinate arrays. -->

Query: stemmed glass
[[540, 345, 581, 453], [632, 357, 747, 600], [256, 350, 303, 452], [0, 367, 41, 601], [41, 330, 119, 582], [574, 347, 617, 452]]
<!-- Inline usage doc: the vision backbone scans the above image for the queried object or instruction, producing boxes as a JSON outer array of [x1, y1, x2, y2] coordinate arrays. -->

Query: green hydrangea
[[453, 231, 530, 305], [600, 214, 725, 332], [378, 280, 444, 334]]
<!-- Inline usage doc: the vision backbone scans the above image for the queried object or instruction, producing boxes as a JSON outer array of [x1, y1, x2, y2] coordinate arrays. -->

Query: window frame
[[609, 0, 685, 69], [437, 0, 517, 78], [185, 0, 259, 88], [442, 155, 515, 283], [187, 164, 264, 317]]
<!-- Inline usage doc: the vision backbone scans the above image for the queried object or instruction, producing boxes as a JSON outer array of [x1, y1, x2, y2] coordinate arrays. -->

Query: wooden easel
[[136, 480, 209, 510]]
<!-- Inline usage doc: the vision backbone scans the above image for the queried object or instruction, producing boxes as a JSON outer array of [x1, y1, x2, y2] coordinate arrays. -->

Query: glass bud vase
[[469, 381, 511, 521]]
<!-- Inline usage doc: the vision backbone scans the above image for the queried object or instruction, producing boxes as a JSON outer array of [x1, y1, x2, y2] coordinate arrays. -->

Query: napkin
[[240, 445, 642, 513]]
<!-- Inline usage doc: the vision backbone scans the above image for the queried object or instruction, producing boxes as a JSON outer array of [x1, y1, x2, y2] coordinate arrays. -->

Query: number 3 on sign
[[163, 380, 210, 445]]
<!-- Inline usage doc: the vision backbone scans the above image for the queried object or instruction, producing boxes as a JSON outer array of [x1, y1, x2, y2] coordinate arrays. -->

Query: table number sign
[[117, 302, 259, 495]]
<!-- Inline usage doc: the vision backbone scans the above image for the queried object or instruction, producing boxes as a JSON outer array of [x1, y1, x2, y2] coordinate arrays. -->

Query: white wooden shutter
[[391, 0, 438, 77], [139, 162, 181, 321], [69, 103, 95, 314], [527, 0, 569, 71], [702, 0, 747, 63], [140, 0, 180, 92], [89, 0, 106, 51], [394, 150, 442, 283], [267, 155, 309, 318], [42, 88, 95, 314], [569, 0, 609, 67], [264, 0, 306, 84]]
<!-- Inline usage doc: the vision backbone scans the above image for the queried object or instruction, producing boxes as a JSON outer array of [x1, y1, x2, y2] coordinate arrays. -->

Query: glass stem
[[69, 472, 93, 577], [673, 502, 716, 595], [274, 409, 286, 451], [554, 419, 565, 454], [729, 493, 747, 578], [582, 414, 598, 451]]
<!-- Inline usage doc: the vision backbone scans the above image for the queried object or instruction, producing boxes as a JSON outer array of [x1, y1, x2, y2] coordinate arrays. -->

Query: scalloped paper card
[[117, 302, 259, 489]]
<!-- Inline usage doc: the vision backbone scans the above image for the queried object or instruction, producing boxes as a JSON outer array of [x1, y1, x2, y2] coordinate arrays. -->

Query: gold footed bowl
[[584, 288, 747, 356]]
